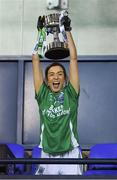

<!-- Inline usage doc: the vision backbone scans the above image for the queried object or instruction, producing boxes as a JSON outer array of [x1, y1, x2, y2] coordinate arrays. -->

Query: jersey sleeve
[[35, 82, 48, 104], [66, 81, 80, 100]]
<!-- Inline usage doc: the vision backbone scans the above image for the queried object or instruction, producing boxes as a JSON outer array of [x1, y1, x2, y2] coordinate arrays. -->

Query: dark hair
[[45, 62, 67, 81]]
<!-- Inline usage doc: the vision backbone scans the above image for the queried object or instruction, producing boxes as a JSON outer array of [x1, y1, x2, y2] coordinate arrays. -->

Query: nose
[[54, 74, 58, 79]]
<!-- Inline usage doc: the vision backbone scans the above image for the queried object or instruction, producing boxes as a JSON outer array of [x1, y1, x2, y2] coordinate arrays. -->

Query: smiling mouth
[[53, 82, 60, 89]]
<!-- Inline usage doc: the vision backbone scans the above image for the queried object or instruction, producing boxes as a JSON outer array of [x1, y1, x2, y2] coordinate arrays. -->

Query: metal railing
[[0, 158, 117, 165]]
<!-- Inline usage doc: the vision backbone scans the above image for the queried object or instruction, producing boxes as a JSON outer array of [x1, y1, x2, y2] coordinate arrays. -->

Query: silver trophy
[[38, 11, 69, 59]]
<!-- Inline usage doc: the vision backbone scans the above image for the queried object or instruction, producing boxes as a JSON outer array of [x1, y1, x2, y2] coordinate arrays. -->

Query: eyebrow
[[48, 71, 64, 74]]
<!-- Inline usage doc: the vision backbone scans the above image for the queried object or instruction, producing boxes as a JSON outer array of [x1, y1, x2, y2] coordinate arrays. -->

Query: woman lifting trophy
[[32, 11, 83, 175]]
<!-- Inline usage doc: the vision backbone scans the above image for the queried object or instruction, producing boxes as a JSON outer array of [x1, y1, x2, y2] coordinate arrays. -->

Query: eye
[[58, 72, 63, 76], [48, 73, 54, 77]]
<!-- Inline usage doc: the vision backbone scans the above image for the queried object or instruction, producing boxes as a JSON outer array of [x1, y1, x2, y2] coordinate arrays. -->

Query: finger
[[39, 16, 41, 20]]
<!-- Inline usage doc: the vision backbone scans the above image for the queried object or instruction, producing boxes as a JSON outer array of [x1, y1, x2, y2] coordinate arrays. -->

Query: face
[[47, 65, 65, 92]]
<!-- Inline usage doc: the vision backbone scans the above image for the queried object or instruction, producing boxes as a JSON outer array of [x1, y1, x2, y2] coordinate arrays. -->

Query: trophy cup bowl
[[44, 13, 69, 59], [45, 41, 69, 59]]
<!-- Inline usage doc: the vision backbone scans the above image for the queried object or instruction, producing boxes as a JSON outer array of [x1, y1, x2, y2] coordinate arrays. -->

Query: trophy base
[[45, 42, 69, 59]]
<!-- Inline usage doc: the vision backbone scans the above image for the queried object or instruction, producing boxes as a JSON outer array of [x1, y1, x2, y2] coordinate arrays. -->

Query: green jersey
[[35, 82, 80, 155]]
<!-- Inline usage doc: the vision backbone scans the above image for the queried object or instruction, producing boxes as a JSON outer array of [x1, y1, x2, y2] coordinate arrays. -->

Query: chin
[[52, 89, 60, 93], [50, 87, 62, 92]]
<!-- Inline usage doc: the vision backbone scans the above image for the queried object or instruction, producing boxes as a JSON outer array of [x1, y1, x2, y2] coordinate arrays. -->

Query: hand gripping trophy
[[35, 11, 71, 59]]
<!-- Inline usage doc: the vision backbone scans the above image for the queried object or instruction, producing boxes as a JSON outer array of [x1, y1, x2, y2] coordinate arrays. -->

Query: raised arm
[[32, 52, 43, 94], [61, 15, 80, 93], [66, 31, 80, 93], [32, 16, 45, 94]]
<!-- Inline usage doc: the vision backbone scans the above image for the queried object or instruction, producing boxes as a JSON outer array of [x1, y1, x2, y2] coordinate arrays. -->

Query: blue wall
[[0, 56, 117, 149]]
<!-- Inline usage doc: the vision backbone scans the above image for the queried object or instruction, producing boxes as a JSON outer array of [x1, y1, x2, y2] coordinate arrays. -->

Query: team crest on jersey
[[49, 92, 64, 106]]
